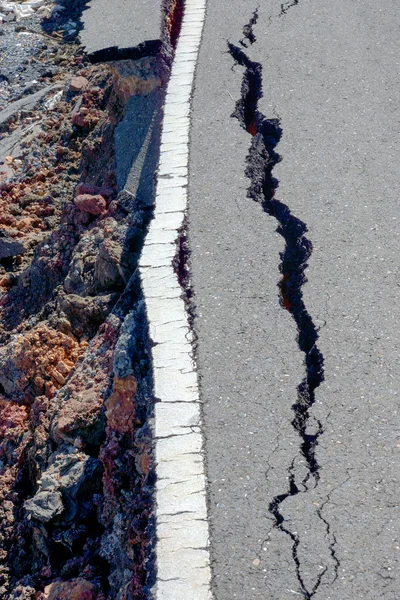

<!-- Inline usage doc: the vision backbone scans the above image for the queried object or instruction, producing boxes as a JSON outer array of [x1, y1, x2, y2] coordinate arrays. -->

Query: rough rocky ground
[[0, 1, 180, 598]]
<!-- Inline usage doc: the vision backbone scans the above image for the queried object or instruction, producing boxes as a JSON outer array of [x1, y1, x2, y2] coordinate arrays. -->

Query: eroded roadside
[[0, 2, 182, 598]]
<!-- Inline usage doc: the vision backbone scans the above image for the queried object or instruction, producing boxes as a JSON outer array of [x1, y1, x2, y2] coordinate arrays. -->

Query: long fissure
[[228, 15, 330, 598]]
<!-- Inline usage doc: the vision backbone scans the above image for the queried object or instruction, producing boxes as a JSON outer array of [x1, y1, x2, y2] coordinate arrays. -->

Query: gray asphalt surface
[[80, 0, 163, 54], [188, 0, 400, 599]]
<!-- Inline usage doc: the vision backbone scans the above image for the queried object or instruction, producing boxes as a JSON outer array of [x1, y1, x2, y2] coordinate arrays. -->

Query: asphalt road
[[79, 0, 400, 597], [188, 0, 400, 599]]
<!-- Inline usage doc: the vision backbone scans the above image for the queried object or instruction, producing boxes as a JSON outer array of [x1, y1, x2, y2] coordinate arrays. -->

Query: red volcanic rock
[[0, 324, 83, 401], [72, 107, 100, 129], [74, 194, 106, 215], [69, 76, 89, 92], [105, 375, 137, 435], [50, 317, 120, 445]]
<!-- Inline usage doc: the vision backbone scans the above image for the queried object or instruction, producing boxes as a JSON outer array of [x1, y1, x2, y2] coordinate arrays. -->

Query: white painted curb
[[138, 1, 212, 599]]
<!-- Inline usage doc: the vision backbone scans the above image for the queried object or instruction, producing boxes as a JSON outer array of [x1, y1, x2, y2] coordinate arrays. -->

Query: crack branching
[[228, 16, 331, 598], [316, 475, 351, 587], [280, 0, 299, 17], [240, 6, 259, 47], [317, 503, 340, 586]]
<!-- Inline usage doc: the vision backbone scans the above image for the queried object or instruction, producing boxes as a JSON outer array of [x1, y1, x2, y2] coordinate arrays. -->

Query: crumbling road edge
[[138, 0, 212, 598]]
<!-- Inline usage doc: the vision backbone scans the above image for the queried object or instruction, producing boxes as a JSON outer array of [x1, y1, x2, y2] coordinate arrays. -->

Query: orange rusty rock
[[45, 381, 56, 398], [51, 369, 66, 386], [9, 325, 83, 402], [136, 449, 151, 478], [56, 361, 71, 376], [50, 318, 120, 443], [16, 217, 34, 231], [105, 375, 137, 435], [0, 274, 15, 289], [0, 214, 17, 227]]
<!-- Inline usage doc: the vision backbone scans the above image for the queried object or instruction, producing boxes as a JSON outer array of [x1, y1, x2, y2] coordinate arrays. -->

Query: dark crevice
[[227, 38, 324, 491], [173, 217, 196, 332], [167, 0, 186, 51], [87, 42, 162, 65], [228, 15, 333, 598], [240, 6, 259, 48]]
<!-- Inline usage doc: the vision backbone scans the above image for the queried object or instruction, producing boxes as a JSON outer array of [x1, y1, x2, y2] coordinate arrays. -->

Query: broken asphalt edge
[[84, 0, 212, 597], [138, 0, 212, 597]]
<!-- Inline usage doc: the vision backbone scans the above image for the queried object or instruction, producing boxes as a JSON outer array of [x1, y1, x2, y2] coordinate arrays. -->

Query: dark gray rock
[[24, 490, 63, 523], [0, 230, 26, 259]]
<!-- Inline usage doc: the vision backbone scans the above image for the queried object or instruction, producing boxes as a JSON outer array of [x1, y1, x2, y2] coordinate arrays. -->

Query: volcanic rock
[[74, 194, 106, 215], [0, 229, 26, 259], [69, 76, 88, 93], [94, 239, 125, 291], [24, 452, 103, 524], [24, 490, 63, 523]]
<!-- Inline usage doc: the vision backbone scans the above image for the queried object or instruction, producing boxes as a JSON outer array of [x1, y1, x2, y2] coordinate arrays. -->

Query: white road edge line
[[138, 1, 211, 599]]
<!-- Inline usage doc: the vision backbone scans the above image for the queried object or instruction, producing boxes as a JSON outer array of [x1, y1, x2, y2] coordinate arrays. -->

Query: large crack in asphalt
[[228, 11, 336, 598]]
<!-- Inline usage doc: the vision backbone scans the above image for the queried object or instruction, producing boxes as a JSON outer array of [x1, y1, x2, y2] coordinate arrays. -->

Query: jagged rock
[[69, 76, 88, 92], [105, 375, 137, 435], [63, 220, 129, 297], [0, 325, 83, 401], [0, 230, 26, 259], [24, 452, 103, 524], [74, 194, 106, 215], [24, 490, 63, 523], [94, 239, 125, 291], [63, 228, 105, 295], [7, 586, 37, 600], [0, 28, 152, 597], [50, 316, 121, 446], [58, 293, 118, 339]]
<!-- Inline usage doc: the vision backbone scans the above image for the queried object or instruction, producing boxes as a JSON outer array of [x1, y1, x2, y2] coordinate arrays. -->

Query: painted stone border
[[138, 0, 211, 598]]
